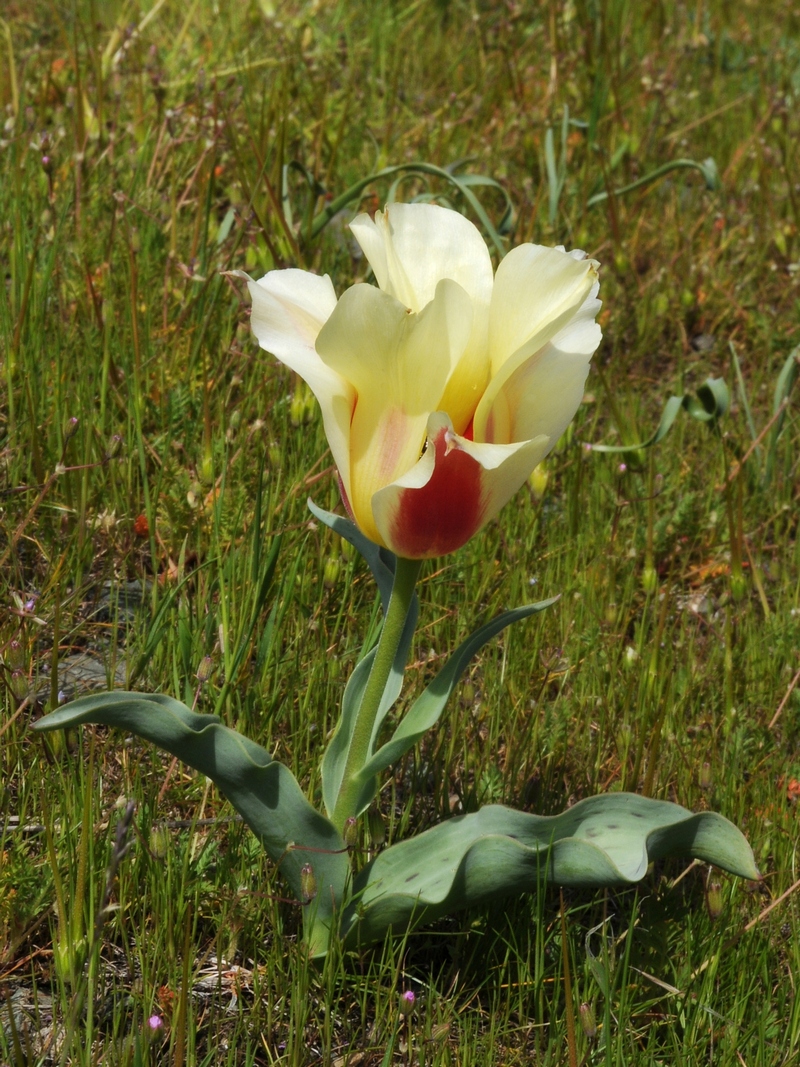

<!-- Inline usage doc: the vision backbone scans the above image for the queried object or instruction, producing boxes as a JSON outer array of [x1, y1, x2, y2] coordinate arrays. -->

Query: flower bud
[[340, 537, 355, 561], [149, 825, 170, 859], [147, 1014, 165, 1035], [641, 565, 658, 595], [616, 722, 632, 757], [528, 462, 548, 500], [698, 762, 712, 791], [323, 556, 341, 589], [343, 817, 358, 849], [399, 990, 416, 1016], [106, 434, 123, 459], [200, 451, 214, 485], [705, 880, 723, 921], [10, 670, 29, 701], [6, 639, 25, 671], [195, 656, 214, 683], [579, 1002, 597, 1041], [368, 807, 386, 848], [300, 862, 317, 904]]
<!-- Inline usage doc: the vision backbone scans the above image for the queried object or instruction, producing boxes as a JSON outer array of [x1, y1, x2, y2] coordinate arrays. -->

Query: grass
[[1, 0, 799, 1063]]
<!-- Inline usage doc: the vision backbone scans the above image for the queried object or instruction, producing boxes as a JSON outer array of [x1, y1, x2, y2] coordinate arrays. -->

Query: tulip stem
[[332, 556, 422, 833]]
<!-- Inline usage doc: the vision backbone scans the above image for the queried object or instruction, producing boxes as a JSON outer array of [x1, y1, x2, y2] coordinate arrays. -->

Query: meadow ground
[[1, 1, 800, 1063]]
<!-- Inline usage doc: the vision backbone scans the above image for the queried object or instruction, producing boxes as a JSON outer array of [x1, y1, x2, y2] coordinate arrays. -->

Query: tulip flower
[[246, 203, 601, 558]]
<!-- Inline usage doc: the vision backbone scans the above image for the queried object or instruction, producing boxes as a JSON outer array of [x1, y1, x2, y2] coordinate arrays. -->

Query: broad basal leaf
[[34, 692, 349, 956], [340, 794, 758, 950]]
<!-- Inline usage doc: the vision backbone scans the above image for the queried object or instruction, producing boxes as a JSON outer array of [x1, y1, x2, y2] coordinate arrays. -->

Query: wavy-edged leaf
[[341, 794, 758, 949], [308, 499, 399, 613], [352, 599, 558, 799], [33, 692, 348, 956]]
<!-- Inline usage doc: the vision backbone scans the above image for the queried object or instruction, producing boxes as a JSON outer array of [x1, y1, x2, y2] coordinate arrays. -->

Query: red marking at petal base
[[389, 427, 484, 558]]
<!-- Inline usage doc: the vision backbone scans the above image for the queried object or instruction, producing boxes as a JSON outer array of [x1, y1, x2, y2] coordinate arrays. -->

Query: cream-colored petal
[[246, 268, 337, 357], [476, 271, 601, 444], [372, 412, 550, 558], [315, 280, 472, 543], [244, 269, 355, 502], [482, 328, 598, 447], [350, 203, 494, 313], [488, 244, 599, 376], [350, 205, 494, 435]]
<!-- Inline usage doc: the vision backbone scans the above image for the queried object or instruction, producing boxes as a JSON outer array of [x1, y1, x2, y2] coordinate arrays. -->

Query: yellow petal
[[477, 285, 601, 446], [315, 280, 473, 543], [475, 252, 600, 444], [245, 269, 356, 501], [488, 245, 598, 376], [350, 203, 494, 313], [350, 204, 494, 436], [372, 412, 550, 558]]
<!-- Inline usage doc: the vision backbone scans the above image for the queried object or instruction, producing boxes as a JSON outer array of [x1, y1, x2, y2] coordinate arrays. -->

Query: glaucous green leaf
[[340, 794, 758, 950], [33, 692, 348, 956], [308, 499, 399, 613], [352, 599, 558, 798]]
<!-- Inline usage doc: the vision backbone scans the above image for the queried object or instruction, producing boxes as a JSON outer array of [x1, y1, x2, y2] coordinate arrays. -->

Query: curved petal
[[350, 203, 494, 314], [350, 205, 495, 436], [487, 244, 599, 377], [315, 280, 473, 544], [247, 268, 338, 357], [245, 270, 356, 501], [476, 284, 601, 446], [372, 412, 550, 558]]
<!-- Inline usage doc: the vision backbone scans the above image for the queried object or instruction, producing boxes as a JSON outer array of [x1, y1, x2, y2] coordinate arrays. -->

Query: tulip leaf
[[340, 794, 759, 950], [586, 156, 720, 209], [591, 377, 729, 454], [351, 599, 559, 808], [32, 692, 349, 957], [308, 499, 403, 614]]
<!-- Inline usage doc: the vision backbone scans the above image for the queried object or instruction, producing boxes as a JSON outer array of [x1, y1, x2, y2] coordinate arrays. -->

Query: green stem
[[332, 557, 421, 832]]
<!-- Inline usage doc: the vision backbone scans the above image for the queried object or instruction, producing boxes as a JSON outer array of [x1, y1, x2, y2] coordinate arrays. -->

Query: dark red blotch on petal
[[389, 426, 485, 558]]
